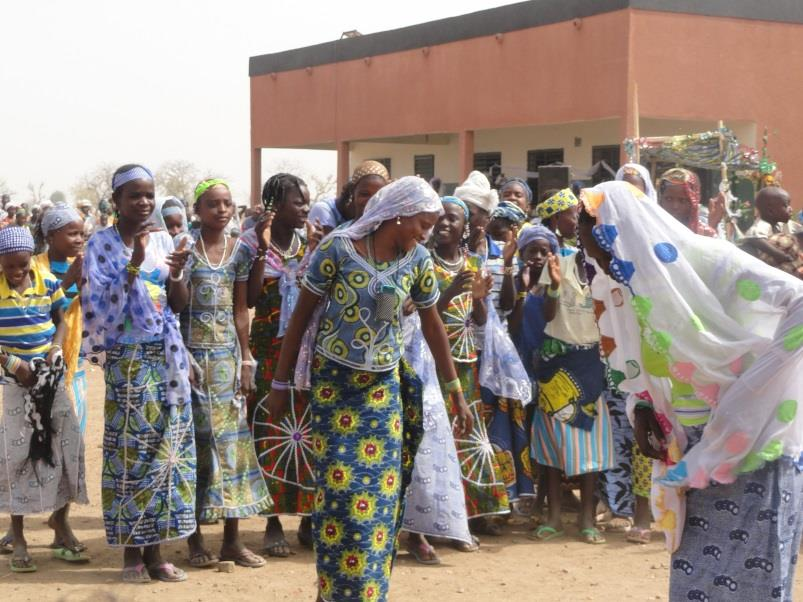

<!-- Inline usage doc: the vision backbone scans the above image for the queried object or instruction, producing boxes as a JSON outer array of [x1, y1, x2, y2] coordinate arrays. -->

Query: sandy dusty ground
[[1, 366, 800, 601]]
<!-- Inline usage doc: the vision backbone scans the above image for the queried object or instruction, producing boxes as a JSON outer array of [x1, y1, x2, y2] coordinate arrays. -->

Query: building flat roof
[[249, 0, 803, 76]]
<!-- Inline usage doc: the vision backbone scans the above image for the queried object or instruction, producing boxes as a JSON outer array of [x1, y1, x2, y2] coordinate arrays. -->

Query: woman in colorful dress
[[244, 173, 315, 557], [430, 196, 510, 547], [579, 180, 803, 601], [180, 178, 272, 569], [0, 227, 88, 573], [82, 164, 195, 583], [267, 176, 472, 602]]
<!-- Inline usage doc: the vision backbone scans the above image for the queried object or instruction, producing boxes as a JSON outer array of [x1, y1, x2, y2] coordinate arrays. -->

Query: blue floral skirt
[[310, 354, 422, 602]]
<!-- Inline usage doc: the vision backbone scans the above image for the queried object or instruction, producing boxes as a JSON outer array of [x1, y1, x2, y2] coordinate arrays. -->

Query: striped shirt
[[0, 265, 67, 361]]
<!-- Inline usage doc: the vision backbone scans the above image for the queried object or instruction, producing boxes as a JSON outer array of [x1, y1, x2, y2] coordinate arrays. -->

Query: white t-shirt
[[539, 249, 599, 346]]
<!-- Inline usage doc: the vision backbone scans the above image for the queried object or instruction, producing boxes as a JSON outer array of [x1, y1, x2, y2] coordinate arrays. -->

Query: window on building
[[414, 154, 435, 181], [526, 148, 565, 193], [371, 158, 392, 176], [473, 152, 502, 183], [591, 145, 621, 184]]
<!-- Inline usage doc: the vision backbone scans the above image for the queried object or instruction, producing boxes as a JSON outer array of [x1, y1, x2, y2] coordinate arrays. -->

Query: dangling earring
[[396, 216, 402, 225]]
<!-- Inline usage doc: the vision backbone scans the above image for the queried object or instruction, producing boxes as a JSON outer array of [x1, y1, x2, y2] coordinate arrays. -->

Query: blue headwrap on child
[[500, 177, 533, 204], [441, 196, 470, 221], [492, 200, 527, 224], [112, 165, 154, 192], [517, 224, 559, 255]]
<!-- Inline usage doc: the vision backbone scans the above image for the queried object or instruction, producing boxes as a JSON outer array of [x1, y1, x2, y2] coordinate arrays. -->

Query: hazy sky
[[1, 0, 512, 203]]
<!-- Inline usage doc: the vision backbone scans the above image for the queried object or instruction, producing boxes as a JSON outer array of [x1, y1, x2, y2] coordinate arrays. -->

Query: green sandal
[[10, 556, 37, 573], [578, 527, 606, 545], [528, 525, 565, 541], [53, 546, 91, 563]]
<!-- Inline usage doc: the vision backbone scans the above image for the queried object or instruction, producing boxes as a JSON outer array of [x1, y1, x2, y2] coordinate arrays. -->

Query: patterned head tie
[[536, 188, 579, 220], [441, 196, 470, 221], [112, 165, 154, 192], [41, 203, 83, 236], [0, 226, 35, 255], [351, 160, 390, 185], [492, 200, 527, 224], [194, 178, 230, 202]]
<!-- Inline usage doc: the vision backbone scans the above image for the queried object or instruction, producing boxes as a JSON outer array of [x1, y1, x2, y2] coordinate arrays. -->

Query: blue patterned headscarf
[[41, 203, 83, 236], [500, 177, 533, 204], [112, 165, 154, 192], [517, 224, 559, 255], [441, 196, 469, 221], [0, 226, 35, 255], [492, 200, 527, 225]]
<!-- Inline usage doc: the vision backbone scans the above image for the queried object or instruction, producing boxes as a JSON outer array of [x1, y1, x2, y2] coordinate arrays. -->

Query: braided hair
[[261, 173, 307, 212]]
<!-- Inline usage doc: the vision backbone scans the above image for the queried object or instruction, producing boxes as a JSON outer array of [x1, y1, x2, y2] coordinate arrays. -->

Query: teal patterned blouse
[[302, 236, 439, 372]]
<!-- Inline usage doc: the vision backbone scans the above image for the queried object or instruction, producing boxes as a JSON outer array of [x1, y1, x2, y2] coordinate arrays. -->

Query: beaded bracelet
[[3, 354, 21, 375], [517, 291, 527, 300], [503, 265, 515, 276], [547, 286, 561, 299], [126, 263, 141, 276], [271, 379, 292, 391]]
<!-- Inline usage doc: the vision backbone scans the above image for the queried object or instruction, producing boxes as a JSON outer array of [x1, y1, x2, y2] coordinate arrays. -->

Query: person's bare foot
[[262, 517, 290, 557], [48, 506, 85, 552]]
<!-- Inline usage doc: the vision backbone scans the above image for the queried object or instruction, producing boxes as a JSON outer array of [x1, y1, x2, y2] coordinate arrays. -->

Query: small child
[[0, 227, 88, 572]]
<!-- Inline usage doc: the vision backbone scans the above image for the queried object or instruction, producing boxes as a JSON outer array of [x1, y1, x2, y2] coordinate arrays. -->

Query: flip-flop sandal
[[220, 549, 266, 568], [626, 527, 652, 544], [406, 541, 441, 565], [263, 537, 291, 558], [0, 535, 13, 555], [189, 550, 219, 568], [451, 535, 480, 553], [53, 546, 91, 563], [528, 525, 565, 541], [122, 563, 151, 583], [10, 556, 37, 573], [604, 517, 633, 533], [578, 527, 607, 545], [147, 562, 187, 583]]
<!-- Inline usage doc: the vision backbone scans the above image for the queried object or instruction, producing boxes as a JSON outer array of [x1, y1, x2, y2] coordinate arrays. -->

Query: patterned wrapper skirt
[[531, 397, 615, 477], [440, 362, 510, 518], [670, 456, 803, 601], [310, 354, 422, 602], [250, 329, 315, 516], [0, 381, 88, 515], [598, 390, 653, 516], [102, 341, 197, 546], [190, 346, 272, 521], [485, 390, 535, 502]]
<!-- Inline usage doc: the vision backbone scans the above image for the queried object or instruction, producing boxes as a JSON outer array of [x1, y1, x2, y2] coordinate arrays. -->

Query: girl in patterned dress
[[181, 179, 271, 569], [430, 196, 510, 550], [267, 177, 472, 602], [82, 164, 195, 583], [243, 173, 317, 558]]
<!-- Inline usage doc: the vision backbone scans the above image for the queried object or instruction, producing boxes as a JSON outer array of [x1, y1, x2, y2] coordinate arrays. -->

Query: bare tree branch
[[72, 163, 116, 206]]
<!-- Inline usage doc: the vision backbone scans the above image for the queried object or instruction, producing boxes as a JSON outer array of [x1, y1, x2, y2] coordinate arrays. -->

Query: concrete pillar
[[251, 147, 262, 207], [336, 140, 350, 192], [458, 130, 475, 180]]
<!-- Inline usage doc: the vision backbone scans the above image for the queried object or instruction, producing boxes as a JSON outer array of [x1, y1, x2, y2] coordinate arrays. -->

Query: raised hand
[[471, 271, 493, 300], [306, 219, 323, 252], [502, 225, 519, 265], [546, 253, 562, 288], [166, 236, 190, 278], [131, 225, 151, 268]]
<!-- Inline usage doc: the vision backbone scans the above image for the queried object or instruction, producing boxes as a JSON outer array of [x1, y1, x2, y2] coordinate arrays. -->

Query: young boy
[[0, 227, 88, 572]]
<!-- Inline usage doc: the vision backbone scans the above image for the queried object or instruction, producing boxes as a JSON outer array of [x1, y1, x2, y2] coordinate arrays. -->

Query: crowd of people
[[0, 160, 801, 601]]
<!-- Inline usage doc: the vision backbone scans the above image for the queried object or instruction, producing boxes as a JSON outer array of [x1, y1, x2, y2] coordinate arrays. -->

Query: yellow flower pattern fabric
[[302, 237, 439, 372]]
